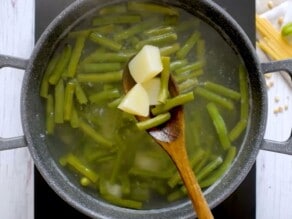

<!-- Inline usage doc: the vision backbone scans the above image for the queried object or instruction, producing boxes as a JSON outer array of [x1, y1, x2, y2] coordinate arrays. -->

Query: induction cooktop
[[34, 1, 255, 218]]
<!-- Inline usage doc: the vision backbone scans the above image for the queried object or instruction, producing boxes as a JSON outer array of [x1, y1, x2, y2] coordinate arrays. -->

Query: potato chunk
[[118, 83, 149, 117], [142, 77, 161, 105], [129, 45, 163, 83]]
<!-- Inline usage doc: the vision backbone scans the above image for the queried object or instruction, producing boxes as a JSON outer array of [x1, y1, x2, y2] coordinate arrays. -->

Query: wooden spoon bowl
[[122, 64, 214, 219]]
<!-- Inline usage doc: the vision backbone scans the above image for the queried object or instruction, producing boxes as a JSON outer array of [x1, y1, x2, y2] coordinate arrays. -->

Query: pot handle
[[260, 60, 292, 154], [0, 55, 28, 151]]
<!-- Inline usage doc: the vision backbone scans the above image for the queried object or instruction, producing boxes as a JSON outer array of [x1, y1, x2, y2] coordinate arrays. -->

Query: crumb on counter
[[267, 1, 274, 9], [274, 96, 280, 102], [278, 16, 284, 26]]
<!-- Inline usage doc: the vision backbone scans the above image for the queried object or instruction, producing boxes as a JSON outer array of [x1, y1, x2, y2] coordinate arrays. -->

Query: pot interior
[[22, 0, 267, 218]]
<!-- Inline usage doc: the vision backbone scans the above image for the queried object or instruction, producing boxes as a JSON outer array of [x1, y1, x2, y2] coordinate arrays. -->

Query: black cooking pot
[[0, 0, 292, 218]]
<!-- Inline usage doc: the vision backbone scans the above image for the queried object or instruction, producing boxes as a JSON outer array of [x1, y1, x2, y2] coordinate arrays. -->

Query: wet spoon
[[123, 65, 214, 219]]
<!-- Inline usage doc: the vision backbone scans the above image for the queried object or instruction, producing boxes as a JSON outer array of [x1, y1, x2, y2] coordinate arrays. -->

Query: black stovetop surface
[[35, 1, 255, 218]]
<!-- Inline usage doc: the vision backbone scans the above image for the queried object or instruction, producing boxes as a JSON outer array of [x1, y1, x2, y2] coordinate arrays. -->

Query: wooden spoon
[[122, 65, 214, 219]]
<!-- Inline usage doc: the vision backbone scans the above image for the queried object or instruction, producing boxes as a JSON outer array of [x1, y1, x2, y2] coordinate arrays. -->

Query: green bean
[[175, 61, 203, 75], [92, 14, 141, 26], [66, 36, 86, 78], [195, 87, 234, 110], [77, 71, 123, 83], [135, 32, 177, 50], [160, 43, 180, 56], [176, 32, 200, 59], [164, 15, 178, 26], [79, 120, 113, 147], [46, 94, 54, 134], [63, 81, 75, 121], [114, 18, 160, 41], [167, 189, 185, 202], [60, 153, 99, 183], [178, 78, 199, 94], [239, 65, 249, 120], [82, 52, 133, 63], [204, 81, 241, 101], [49, 44, 72, 85], [70, 107, 79, 128], [74, 80, 88, 105], [101, 194, 143, 209], [136, 113, 171, 131], [68, 25, 115, 38], [89, 33, 122, 51], [144, 26, 174, 37], [98, 4, 127, 15], [151, 91, 194, 115], [206, 102, 231, 150], [200, 146, 236, 188], [196, 156, 223, 182], [158, 57, 170, 103], [120, 175, 131, 195], [196, 39, 205, 61], [79, 62, 122, 73], [111, 144, 126, 183], [175, 70, 202, 83], [40, 55, 59, 98], [108, 96, 124, 108], [54, 79, 65, 124], [229, 119, 248, 142], [89, 88, 120, 104], [127, 2, 179, 16], [170, 59, 188, 72]]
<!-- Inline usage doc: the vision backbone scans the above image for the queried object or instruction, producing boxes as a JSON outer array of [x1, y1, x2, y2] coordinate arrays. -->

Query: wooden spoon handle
[[174, 151, 214, 219]]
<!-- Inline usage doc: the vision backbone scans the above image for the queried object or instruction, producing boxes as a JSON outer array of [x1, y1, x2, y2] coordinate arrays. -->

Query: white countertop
[[0, 0, 291, 218]]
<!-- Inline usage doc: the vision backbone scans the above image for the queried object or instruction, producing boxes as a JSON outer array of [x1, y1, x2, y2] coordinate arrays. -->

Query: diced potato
[[118, 83, 149, 117], [129, 45, 163, 83], [142, 77, 161, 105]]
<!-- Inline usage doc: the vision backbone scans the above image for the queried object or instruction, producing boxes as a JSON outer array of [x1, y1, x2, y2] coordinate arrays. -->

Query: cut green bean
[[102, 194, 143, 209], [98, 4, 127, 15], [136, 113, 171, 131], [176, 32, 200, 59], [82, 52, 133, 63], [206, 102, 231, 150], [66, 36, 86, 78], [170, 59, 188, 72], [196, 156, 223, 182], [63, 81, 75, 121], [68, 25, 115, 38], [160, 43, 180, 56], [195, 87, 234, 110], [196, 39, 205, 61], [79, 120, 113, 147], [144, 26, 175, 37], [60, 153, 99, 183], [239, 65, 249, 120], [204, 81, 241, 100], [135, 32, 177, 50], [151, 91, 194, 115], [77, 71, 123, 83], [46, 94, 55, 134], [79, 63, 122, 73], [200, 146, 236, 188], [108, 96, 124, 108], [70, 106, 79, 128], [40, 55, 59, 98], [229, 119, 248, 142], [74, 80, 88, 104], [175, 70, 202, 83], [159, 57, 170, 103], [127, 2, 179, 15], [167, 188, 185, 202], [89, 33, 122, 51], [92, 15, 141, 26], [54, 79, 65, 124], [178, 78, 199, 94], [175, 61, 203, 75], [114, 18, 160, 41], [49, 44, 72, 85], [89, 88, 120, 104]]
